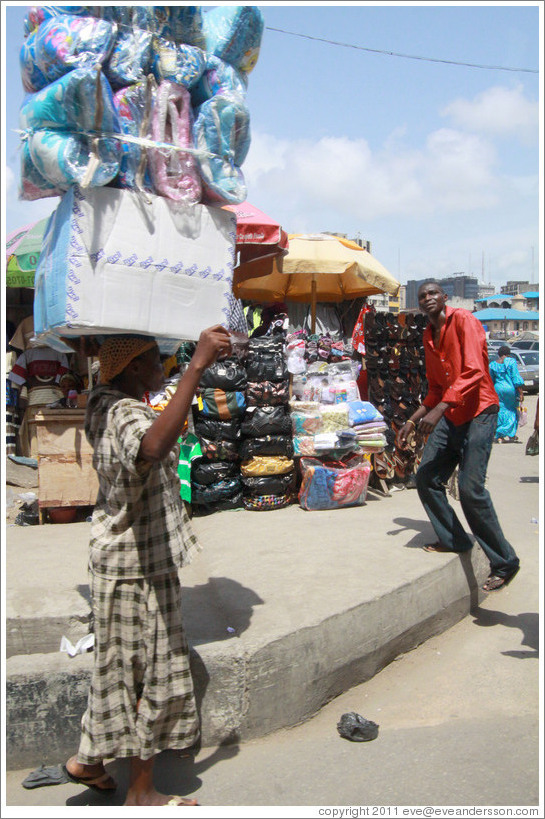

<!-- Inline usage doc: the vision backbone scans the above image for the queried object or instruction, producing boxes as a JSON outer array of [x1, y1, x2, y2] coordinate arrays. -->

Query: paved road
[[3, 395, 541, 815]]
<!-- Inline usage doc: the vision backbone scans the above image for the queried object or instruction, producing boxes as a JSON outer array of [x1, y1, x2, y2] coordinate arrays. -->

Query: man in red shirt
[[396, 282, 520, 593]]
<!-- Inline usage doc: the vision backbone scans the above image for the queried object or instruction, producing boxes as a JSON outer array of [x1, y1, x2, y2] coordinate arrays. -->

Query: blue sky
[[2, 2, 542, 289]]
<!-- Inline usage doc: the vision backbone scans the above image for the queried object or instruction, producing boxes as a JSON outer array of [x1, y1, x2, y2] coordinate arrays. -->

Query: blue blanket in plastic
[[152, 42, 206, 88], [20, 13, 116, 92], [190, 54, 248, 107], [19, 68, 121, 198], [193, 92, 250, 205], [202, 5, 264, 73]]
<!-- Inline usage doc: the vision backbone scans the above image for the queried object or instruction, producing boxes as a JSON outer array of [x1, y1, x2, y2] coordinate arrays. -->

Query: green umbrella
[[6, 217, 50, 287]]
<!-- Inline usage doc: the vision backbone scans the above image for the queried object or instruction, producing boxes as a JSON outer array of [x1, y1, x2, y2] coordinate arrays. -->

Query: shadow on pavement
[[64, 733, 241, 806], [182, 576, 264, 645], [469, 607, 539, 659], [385, 516, 434, 546]]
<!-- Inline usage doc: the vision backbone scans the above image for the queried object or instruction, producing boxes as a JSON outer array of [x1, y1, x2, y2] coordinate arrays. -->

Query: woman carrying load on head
[[489, 345, 525, 443], [64, 325, 231, 807]]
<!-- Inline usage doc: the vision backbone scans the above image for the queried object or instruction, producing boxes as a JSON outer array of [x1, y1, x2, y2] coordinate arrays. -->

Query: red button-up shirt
[[422, 305, 499, 426]]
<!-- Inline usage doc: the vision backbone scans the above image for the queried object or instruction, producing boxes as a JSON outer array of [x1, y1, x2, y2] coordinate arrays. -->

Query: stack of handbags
[[191, 356, 247, 513], [241, 335, 295, 510]]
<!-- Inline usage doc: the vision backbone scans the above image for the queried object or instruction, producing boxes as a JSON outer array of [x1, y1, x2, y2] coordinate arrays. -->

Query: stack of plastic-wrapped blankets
[[21, 6, 265, 351], [19, 5, 263, 205]]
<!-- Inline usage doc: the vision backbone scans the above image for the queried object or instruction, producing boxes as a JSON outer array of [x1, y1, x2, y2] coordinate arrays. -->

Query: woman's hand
[[192, 325, 232, 371], [139, 325, 232, 463]]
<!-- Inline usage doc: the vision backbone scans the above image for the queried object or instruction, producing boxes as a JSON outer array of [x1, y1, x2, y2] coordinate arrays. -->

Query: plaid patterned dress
[[77, 385, 201, 763]]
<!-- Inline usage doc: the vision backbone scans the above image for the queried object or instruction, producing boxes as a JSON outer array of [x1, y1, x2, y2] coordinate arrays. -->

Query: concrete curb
[[5, 547, 488, 769]]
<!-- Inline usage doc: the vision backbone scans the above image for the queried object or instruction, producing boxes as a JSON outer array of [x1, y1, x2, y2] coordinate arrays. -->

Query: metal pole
[[311, 277, 317, 334]]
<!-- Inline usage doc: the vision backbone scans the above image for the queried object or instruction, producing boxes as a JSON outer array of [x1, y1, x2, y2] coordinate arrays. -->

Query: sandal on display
[[482, 566, 520, 592], [373, 451, 395, 481]]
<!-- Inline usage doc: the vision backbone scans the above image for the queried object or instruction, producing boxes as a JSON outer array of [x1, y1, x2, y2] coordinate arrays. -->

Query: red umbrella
[[222, 201, 289, 279]]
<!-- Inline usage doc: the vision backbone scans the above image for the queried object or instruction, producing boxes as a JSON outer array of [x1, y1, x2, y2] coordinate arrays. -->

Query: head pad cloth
[[98, 335, 157, 383]]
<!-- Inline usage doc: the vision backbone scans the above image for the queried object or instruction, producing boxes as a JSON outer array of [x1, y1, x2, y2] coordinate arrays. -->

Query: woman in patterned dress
[[64, 326, 231, 807]]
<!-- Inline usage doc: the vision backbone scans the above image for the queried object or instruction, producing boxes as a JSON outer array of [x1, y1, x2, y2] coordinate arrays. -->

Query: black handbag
[[241, 471, 296, 496], [192, 491, 244, 515], [191, 477, 242, 505], [239, 434, 294, 460], [240, 405, 292, 437], [246, 354, 288, 383], [198, 437, 240, 462], [192, 460, 239, 486], [193, 417, 241, 442], [248, 337, 284, 355], [246, 380, 290, 406], [199, 358, 247, 390]]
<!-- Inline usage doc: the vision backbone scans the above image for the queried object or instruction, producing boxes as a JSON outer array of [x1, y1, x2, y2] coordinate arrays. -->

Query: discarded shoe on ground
[[337, 712, 379, 742], [22, 764, 70, 789]]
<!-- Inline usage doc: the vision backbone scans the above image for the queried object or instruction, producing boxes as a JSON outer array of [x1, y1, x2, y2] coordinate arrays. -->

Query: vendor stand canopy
[[6, 217, 50, 288], [232, 232, 400, 332], [222, 200, 289, 278]]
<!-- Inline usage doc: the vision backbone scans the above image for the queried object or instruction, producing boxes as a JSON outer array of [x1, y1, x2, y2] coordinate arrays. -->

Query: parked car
[[507, 349, 539, 393], [510, 339, 539, 351]]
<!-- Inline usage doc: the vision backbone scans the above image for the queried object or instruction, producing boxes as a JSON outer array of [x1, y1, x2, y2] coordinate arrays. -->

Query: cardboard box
[[34, 186, 236, 346], [33, 409, 99, 518]]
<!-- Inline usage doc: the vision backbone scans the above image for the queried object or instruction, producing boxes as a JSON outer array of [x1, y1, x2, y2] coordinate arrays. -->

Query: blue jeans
[[415, 412, 520, 577]]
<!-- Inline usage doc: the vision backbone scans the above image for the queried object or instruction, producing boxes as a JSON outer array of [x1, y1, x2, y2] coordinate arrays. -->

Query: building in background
[[475, 292, 539, 312], [477, 282, 496, 299], [501, 280, 539, 295], [327, 232, 372, 253], [472, 308, 539, 338], [405, 278, 430, 310], [404, 273, 480, 309]]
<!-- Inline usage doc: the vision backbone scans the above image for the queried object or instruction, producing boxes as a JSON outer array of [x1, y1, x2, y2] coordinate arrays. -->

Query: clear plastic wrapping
[[18, 6, 256, 206], [19, 68, 121, 197], [20, 14, 117, 92], [298, 454, 372, 511], [202, 5, 264, 73], [193, 92, 250, 204], [149, 80, 202, 203]]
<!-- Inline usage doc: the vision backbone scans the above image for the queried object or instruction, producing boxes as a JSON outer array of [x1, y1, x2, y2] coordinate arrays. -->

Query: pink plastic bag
[[149, 80, 202, 203]]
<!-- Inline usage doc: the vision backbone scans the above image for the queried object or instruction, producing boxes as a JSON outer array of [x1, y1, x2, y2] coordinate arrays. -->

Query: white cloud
[[244, 125, 499, 226], [5, 165, 15, 193], [422, 128, 499, 210], [441, 84, 538, 144]]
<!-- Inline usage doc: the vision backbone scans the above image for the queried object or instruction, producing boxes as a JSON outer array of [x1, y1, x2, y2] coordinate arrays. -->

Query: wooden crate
[[32, 409, 99, 523]]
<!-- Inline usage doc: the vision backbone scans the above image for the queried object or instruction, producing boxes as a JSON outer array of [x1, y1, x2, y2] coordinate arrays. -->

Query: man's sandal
[[61, 764, 116, 793], [482, 566, 520, 592], [423, 542, 455, 553], [163, 796, 199, 806]]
